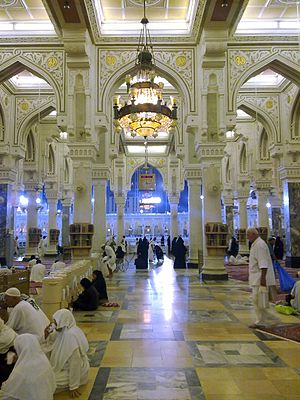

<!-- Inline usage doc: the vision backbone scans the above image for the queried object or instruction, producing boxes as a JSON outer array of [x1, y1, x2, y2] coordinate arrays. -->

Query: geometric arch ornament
[[97, 48, 195, 114], [227, 46, 300, 114], [237, 95, 279, 143], [16, 95, 56, 146], [0, 49, 65, 112]]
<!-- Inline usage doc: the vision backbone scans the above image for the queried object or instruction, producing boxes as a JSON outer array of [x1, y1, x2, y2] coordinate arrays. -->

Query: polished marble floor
[[54, 257, 300, 400]]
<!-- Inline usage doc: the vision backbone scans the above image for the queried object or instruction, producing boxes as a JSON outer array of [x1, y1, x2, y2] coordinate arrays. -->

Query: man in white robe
[[50, 259, 66, 273], [247, 228, 280, 328], [3, 288, 49, 339], [30, 259, 46, 282]]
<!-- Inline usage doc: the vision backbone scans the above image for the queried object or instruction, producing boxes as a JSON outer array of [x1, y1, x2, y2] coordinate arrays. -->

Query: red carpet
[[258, 324, 300, 343]]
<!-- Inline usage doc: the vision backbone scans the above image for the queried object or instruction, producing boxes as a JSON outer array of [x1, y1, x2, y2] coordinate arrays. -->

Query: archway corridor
[[54, 256, 300, 400]]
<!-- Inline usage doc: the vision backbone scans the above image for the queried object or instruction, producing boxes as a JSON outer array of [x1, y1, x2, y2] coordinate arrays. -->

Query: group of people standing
[[0, 288, 90, 399]]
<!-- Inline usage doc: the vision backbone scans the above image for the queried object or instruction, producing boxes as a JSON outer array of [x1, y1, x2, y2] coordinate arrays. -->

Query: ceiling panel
[[96, 0, 196, 35], [237, 0, 299, 34], [0, 0, 55, 34]]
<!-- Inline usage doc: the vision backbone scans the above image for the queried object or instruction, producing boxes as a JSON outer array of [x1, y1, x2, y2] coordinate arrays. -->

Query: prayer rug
[[257, 323, 300, 343]]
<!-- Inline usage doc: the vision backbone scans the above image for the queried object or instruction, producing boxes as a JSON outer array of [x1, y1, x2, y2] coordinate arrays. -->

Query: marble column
[[201, 163, 228, 280], [45, 196, 58, 255], [73, 163, 92, 223], [187, 180, 202, 268], [257, 190, 269, 232], [115, 196, 125, 242], [237, 195, 249, 253], [283, 181, 300, 267], [62, 198, 72, 248], [223, 193, 234, 238], [92, 179, 107, 251], [271, 207, 283, 236], [169, 198, 179, 241], [25, 190, 39, 256], [0, 184, 14, 266]]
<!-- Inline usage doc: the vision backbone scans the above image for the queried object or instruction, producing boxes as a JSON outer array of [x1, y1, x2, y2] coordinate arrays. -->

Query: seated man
[[1, 287, 49, 339], [286, 281, 300, 311], [30, 259, 46, 282], [50, 259, 66, 273]]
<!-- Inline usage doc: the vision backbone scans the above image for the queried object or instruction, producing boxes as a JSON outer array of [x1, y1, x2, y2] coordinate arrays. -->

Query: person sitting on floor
[[1, 333, 56, 400], [0, 317, 17, 386], [286, 280, 300, 312], [30, 259, 46, 282], [50, 259, 66, 273], [1, 288, 49, 339], [44, 309, 89, 398], [228, 255, 249, 265], [91, 270, 108, 305], [72, 278, 99, 311]]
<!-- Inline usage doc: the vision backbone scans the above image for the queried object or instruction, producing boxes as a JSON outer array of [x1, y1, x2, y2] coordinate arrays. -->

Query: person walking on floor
[[246, 228, 280, 329]]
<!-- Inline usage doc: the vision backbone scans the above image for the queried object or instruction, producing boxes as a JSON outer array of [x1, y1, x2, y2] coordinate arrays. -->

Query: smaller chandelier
[[113, 1, 177, 138]]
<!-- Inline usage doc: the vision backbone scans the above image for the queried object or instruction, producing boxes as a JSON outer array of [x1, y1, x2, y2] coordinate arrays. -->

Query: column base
[[24, 247, 38, 259], [285, 256, 300, 268], [202, 272, 228, 281], [201, 255, 228, 280], [187, 262, 198, 269], [44, 245, 58, 257]]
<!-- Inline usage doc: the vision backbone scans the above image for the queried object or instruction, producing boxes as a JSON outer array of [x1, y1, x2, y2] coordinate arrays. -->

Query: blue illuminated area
[[106, 167, 188, 215], [127, 166, 170, 214], [178, 181, 188, 213]]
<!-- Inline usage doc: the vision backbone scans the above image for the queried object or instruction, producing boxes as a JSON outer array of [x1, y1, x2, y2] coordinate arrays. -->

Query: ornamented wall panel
[[97, 48, 195, 114], [0, 49, 65, 112], [227, 46, 300, 113]]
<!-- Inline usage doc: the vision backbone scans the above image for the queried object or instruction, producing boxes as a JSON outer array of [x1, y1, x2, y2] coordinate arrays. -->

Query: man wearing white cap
[[2, 288, 49, 339]]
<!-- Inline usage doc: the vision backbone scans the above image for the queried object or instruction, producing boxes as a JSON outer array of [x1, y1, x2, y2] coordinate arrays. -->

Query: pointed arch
[[127, 160, 166, 191], [260, 129, 270, 160], [0, 106, 4, 141], [237, 102, 277, 143], [48, 144, 55, 175], [25, 130, 35, 162], [291, 91, 300, 139], [64, 158, 69, 183], [229, 56, 300, 114], [240, 143, 247, 174], [226, 158, 231, 183], [19, 103, 56, 147], [0, 59, 63, 112]]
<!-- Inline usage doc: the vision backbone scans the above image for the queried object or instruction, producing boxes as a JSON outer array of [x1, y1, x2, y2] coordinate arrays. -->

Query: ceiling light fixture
[[0, 0, 18, 7], [221, 0, 229, 7], [63, 0, 71, 9], [113, 0, 177, 139]]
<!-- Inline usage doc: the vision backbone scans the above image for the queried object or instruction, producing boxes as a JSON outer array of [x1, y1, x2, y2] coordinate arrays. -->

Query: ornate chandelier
[[113, 0, 177, 138]]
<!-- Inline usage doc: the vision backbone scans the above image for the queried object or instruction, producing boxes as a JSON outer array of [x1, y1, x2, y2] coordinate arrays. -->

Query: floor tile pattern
[[53, 256, 300, 400]]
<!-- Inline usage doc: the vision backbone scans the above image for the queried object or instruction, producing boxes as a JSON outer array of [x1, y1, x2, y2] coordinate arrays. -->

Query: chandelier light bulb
[[266, 202, 271, 208]]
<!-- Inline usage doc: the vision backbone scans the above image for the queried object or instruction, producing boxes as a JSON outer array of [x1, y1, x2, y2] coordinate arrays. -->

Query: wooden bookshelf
[[237, 228, 247, 245], [28, 227, 41, 248], [49, 229, 60, 245], [69, 223, 94, 258], [205, 222, 228, 256]]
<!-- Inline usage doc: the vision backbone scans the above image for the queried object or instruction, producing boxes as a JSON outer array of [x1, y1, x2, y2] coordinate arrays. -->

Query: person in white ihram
[[29, 259, 46, 282], [247, 228, 280, 328], [0, 333, 56, 400], [2, 288, 49, 339]]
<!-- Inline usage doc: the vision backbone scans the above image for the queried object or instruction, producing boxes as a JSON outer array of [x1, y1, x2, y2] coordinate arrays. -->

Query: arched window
[[260, 129, 269, 160], [240, 144, 247, 174], [25, 130, 35, 162], [226, 158, 231, 183], [48, 145, 55, 175], [0, 109, 4, 141], [64, 159, 69, 183]]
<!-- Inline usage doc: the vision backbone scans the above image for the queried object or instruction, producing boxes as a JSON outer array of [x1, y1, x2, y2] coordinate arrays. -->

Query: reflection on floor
[[54, 257, 300, 400]]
